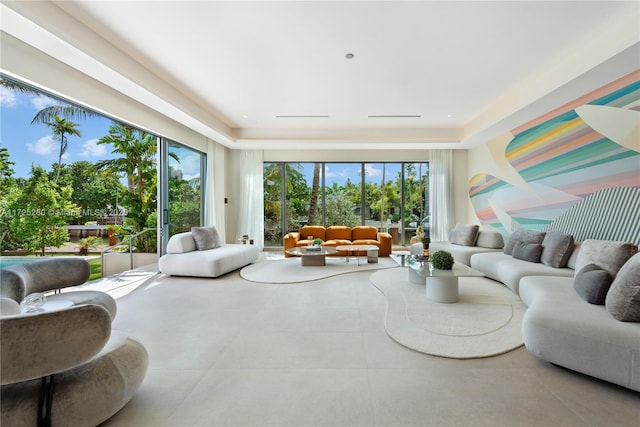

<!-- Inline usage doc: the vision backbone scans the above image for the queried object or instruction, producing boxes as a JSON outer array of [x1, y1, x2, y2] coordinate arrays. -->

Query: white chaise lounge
[[158, 230, 260, 278]]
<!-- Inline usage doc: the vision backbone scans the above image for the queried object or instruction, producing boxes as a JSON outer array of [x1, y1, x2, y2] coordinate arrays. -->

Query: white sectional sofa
[[520, 272, 640, 392], [464, 230, 640, 392], [158, 230, 260, 278], [470, 251, 576, 295], [429, 226, 504, 266]]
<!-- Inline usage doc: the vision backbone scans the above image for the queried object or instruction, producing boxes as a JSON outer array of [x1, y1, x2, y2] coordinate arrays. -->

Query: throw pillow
[[504, 229, 546, 255], [475, 230, 504, 249], [191, 226, 221, 251], [605, 253, 640, 322], [540, 231, 575, 268], [511, 241, 543, 263], [574, 239, 638, 279], [573, 264, 613, 305], [449, 224, 480, 246]]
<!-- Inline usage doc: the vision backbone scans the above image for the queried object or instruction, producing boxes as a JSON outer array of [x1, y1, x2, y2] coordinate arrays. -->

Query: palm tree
[[307, 162, 321, 224], [96, 124, 157, 193], [45, 116, 81, 183], [31, 104, 99, 125]]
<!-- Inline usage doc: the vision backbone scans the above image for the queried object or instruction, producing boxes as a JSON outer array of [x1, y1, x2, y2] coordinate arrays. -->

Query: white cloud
[[26, 135, 57, 156], [181, 154, 201, 175], [0, 87, 18, 107], [31, 95, 59, 110], [365, 164, 381, 177], [80, 139, 106, 157], [324, 164, 336, 178]]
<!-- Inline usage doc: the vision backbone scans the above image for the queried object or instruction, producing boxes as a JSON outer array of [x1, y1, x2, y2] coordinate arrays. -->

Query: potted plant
[[75, 236, 100, 256], [421, 236, 431, 250], [431, 250, 454, 270], [313, 238, 323, 247]]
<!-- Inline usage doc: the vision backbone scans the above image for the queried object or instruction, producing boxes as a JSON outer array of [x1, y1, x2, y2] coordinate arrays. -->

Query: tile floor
[[101, 263, 640, 426]]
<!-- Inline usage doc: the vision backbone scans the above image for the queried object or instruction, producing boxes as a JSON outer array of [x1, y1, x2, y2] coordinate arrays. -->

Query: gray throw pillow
[[541, 231, 575, 268], [191, 226, 221, 251], [574, 239, 638, 279], [605, 253, 640, 322], [476, 230, 504, 249], [511, 241, 543, 263], [573, 264, 613, 305], [449, 224, 479, 246], [504, 229, 546, 255]]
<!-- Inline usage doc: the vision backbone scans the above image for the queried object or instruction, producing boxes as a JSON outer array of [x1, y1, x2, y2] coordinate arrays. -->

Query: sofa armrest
[[283, 232, 300, 257], [0, 304, 111, 385], [377, 232, 392, 257]]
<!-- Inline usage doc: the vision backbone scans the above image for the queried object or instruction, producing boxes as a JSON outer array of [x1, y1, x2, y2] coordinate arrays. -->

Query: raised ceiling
[[3, 1, 639, 150]]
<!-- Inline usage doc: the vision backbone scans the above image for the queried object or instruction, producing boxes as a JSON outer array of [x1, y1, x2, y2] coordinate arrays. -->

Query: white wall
[[1, 33, 209, 153]]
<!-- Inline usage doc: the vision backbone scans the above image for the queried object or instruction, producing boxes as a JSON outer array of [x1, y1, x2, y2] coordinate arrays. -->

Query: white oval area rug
[[370, 268, 526, 359], [240, 256, 398, 283]]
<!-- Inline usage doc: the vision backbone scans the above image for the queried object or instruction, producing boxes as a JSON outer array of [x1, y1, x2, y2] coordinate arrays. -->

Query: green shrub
[[431, 250, 454, 270]]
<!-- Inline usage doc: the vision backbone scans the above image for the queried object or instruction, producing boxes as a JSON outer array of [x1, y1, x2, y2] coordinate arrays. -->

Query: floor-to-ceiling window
[[402, 162, 429, 244], [1, 75, 204, 268], [263, 161, 429, 247], [160, 140, 205, 251], [324, 163, 360, 227]]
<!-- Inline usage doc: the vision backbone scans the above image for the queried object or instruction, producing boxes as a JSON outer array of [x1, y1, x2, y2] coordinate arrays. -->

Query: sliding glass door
[[263, 161, 429, 247], [160, 140, 205, 252]]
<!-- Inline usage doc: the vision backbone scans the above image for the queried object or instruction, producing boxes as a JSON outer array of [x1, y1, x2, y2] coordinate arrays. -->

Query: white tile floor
[[100, 264, 640, 427]]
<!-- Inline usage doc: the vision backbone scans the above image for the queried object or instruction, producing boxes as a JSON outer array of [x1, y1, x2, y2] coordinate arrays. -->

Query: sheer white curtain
[[204, 140, 227, 242], [237, 150, 264, 248], [429, 149, 455, 241]]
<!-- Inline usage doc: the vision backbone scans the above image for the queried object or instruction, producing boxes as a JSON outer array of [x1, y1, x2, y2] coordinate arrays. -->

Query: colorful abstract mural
[[469, 71, 640, 236]]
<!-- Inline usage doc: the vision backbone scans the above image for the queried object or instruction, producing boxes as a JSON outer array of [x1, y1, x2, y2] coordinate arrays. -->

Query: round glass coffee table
[[286, 246, 337, 266], [391, 252, 484, 303], [335, 244, 379, 266]]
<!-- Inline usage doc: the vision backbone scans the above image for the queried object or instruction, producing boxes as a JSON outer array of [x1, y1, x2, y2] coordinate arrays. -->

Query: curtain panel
[[429, 149, 455, 241], [237, 150, 265, 248], [204, 140, 228, 243]]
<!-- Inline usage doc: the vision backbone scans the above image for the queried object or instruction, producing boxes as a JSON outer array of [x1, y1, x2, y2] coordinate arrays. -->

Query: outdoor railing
[[100, 228, 156, 277]]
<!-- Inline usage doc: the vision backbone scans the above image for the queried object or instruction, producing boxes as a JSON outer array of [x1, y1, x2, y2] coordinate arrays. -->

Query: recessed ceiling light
[[447, 114, 452, 118], [345, 53, 355, 59]]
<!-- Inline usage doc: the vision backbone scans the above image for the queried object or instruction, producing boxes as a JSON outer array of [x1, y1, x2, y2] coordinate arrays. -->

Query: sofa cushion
[[512, 241, 543, 263], [574, 239, 638, 279], [504, 229, 546, 255], [605, 253, 640, 322], [166, 232, 197, 254], [352, 226, 377, 240], [191, 226, 221, 250], [299, 225, 326, 241], [326, 226, 352, 241], [475, 230, 504, 249], [566, 242, 581, 270], [573, 264, 613, 305], [449, 224, 479, 246], [541, 231, 575, 268]]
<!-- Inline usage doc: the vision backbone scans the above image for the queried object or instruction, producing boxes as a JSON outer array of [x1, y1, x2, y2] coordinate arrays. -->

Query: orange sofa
[[284, 225, 392, 257]]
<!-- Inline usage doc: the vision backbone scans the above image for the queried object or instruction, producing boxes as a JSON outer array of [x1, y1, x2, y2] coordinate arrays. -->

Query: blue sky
[[0, 87, 117, 179], [0, 85, 201, 181], [298, 162, 403, 187]]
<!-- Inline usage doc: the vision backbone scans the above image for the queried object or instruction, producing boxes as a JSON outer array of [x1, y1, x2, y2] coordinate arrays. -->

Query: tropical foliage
[[6, 166, 76, 255], [263, 162, 429, 246], [0, 78, 197, 257]]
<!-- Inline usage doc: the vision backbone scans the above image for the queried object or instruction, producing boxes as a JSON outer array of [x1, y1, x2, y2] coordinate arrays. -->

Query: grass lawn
[[88, 258, 102, 281]]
